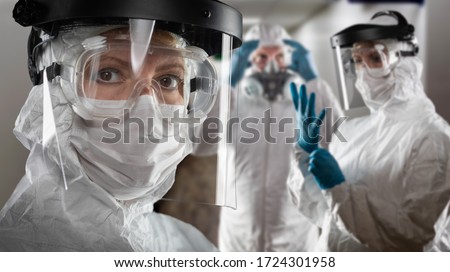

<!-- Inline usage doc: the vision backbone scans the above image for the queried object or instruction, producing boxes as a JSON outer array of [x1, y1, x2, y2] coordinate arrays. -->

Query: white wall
[[426, 0, 450, 122], [0, 0, 31, 208], [290, 0, 427, 117]]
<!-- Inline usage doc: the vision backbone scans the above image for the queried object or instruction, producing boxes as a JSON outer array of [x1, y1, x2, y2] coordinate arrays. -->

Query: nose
[[135, 79, 157, 97], [264, 59, 279, 73], [134, 65, 157, 96], [140, 85, 152, 95], [140, 81, 161, 97]]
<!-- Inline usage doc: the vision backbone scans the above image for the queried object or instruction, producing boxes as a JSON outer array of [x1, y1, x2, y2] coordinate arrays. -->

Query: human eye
[[92, 68, 123, 84], [352, 56, 363, 65], [369, 53, 383, 64], [257, 54, 268, 62], [276, 53, 284, 62], [156, 74, 183, 91]]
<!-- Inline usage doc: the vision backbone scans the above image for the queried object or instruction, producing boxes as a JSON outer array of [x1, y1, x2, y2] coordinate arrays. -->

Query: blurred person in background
[[193, 24, 342, 251], [288, 10, 450, 251]]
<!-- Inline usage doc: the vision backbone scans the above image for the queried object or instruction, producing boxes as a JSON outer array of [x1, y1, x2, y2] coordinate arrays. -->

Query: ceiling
[[221, 0, 337, 33]]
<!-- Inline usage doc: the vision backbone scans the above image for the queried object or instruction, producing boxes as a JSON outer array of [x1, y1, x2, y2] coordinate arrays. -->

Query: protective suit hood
[[0, 26, 216, 251], [358, 55, 434, 115], [244, 24, 291, 46]]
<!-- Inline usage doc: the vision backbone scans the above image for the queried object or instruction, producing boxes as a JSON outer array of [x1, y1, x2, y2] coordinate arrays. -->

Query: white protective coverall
[[424, 200, 450, 251], [194, 25, 343, 251], [0, 27, 216, 251], [288, 55, 450, 251]]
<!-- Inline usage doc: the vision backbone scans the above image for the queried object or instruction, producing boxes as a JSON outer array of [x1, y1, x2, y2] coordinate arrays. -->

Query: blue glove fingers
[[290, 82, 299, 112], [316, 108, 326, 127], [230, 40, 259, 87], [300, 84, 308, 117], [240, 40, 259, 56], [238, 40, 258, 62], [300, 54, 318, 82], [308, 160, 317, 175], [307, 92, 316, 118], [230, 51, 246, 87], [310, 108, 326, 141], [283, 39, 308, 54], [283, 39, 296, 48], [284, 39, 317, 82]]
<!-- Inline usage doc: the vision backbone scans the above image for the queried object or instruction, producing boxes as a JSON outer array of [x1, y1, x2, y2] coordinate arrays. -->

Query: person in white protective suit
[[424, 200, 450, 251], [0, 0, 243, 251], [193, 24, 343, 251], [288, 10, 450, 251]]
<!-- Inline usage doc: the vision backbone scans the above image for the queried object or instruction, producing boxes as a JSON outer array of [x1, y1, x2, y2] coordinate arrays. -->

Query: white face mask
[[355, 68, 395, 110], [70, 96, 190, 201]]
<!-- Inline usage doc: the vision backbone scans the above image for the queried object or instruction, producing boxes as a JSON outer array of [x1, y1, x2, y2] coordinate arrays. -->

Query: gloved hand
[[290, 83, 326, 153], [309, 148, 345, 190], [283, 39, 318, 82], [231, 40, 259, 87]]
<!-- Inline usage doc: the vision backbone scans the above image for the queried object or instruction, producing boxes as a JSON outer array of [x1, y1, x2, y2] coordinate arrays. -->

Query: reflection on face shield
[[82, 46, 186, 104], [334, 40, 401, 111], [64, 28, 218, 119], [351, 41, 397, 78], [348, 42, 397, 109]]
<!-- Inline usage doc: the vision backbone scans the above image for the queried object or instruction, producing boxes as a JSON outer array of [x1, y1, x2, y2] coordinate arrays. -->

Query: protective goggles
[[250, 45, 291, 73], [251, 45, 288, 73], [57, 27, 218, 122]]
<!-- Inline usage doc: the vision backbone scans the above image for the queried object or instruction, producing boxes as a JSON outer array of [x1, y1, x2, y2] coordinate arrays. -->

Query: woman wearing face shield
[[0, 0, 242, 251], [288, 10, 450, 251], [193, 24, 343, 251]]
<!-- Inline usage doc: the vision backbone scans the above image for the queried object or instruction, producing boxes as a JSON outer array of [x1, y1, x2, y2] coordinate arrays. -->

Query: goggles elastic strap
[[397, 51, 416, 57], [36, 62, 61, 85], [395, 51, 418, 57]]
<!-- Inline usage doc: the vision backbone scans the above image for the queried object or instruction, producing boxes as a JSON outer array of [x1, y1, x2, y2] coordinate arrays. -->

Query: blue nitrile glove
[[283, 39, 318, 82], [231, 40, 259, 87], [290, 83, 326, 153], [309, 148, 345, 190]]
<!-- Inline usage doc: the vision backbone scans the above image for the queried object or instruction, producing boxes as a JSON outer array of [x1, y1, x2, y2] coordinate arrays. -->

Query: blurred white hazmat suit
[[288, 28, 450, 251], [194, 24, 343, 251]]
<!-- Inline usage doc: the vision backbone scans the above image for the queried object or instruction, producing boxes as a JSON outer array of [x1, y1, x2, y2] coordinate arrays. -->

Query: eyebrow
[[155, 63, 185, 74], [99, 56, 130, 68], [96, 54, 186, 75]]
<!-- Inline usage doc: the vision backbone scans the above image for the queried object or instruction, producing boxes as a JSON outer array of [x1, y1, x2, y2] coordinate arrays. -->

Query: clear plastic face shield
[[39, 19, 237, 206], [332, 40, 399, 111]]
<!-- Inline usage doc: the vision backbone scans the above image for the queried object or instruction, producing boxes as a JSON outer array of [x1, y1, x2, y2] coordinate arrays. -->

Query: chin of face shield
[[60, 27, 218, 119], [350, 41, 399, 78]]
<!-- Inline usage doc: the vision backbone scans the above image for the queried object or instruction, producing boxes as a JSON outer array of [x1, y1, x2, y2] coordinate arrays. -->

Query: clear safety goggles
[[40, 19, 237, 207], [250, 45, 290, 73], [332, 41, 399, 111], [61, 32, 217, 122]]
